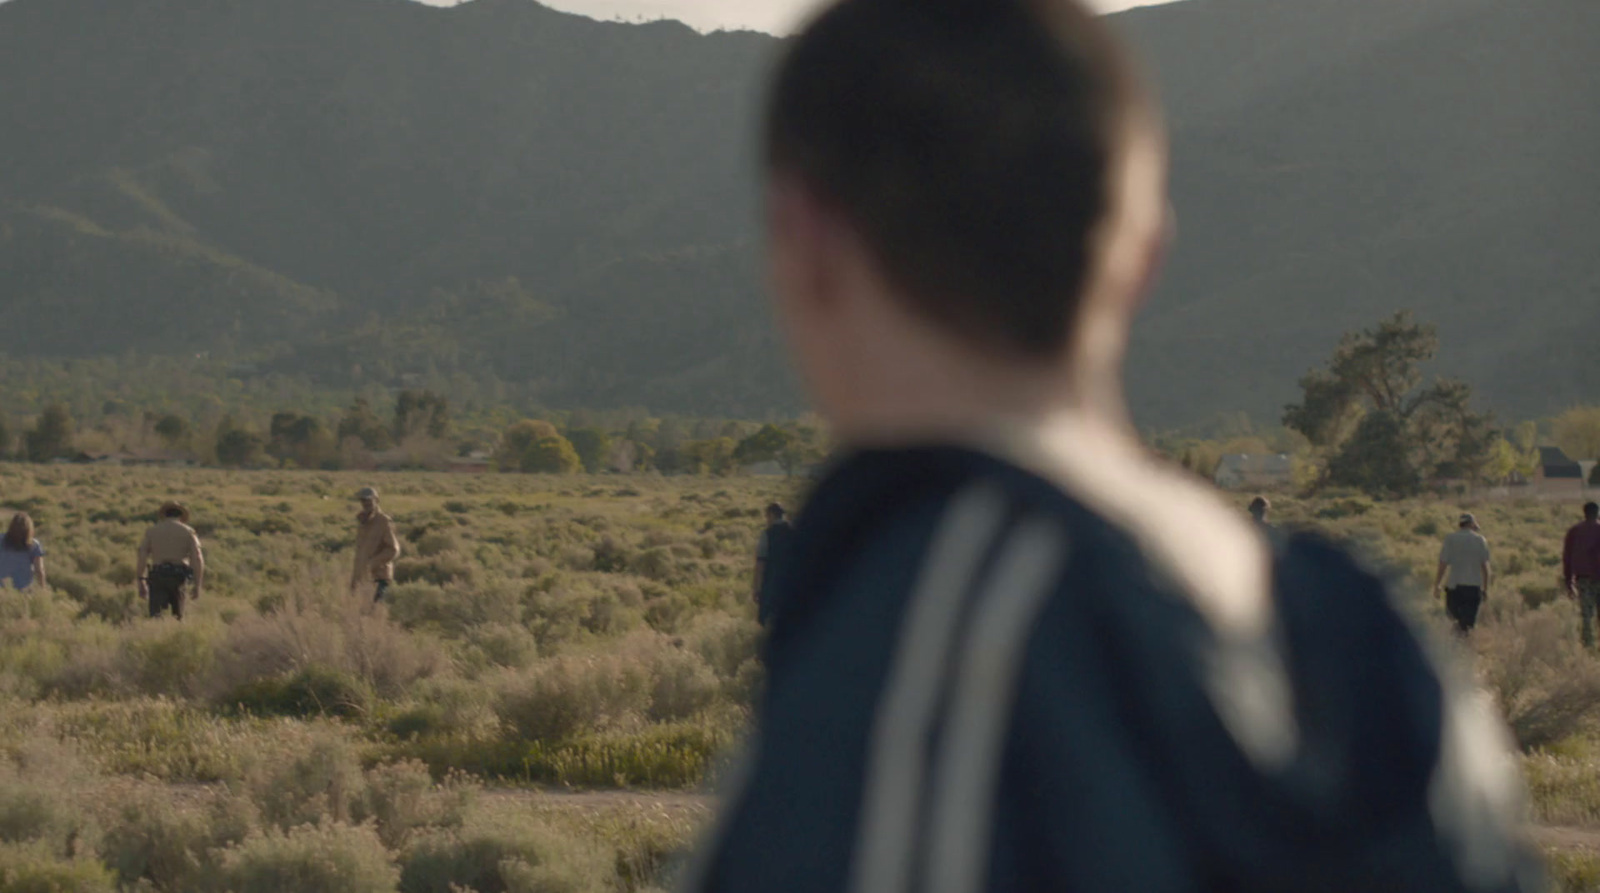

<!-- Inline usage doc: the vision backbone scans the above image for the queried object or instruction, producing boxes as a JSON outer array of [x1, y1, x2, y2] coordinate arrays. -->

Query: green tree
[[566, 428, 612, 473], [521, 435, 582, 474], [394, 390, 451, 441], [216, 428, 266, 467], [269, 412, 332, 468], [497, 420, 559, 469], [1323, 411, 1419, 496], [337, 399, 394, 451], [154, 413, 190, 446], [679, 437, 738, 475], [25, 404, 75, 462], [1552, 407, 1600, 461], [1283, 312, 1496, 495], [734, 424, 798, 468]]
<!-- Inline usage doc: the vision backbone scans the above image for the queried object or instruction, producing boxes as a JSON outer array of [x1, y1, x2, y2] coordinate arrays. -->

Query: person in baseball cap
[[351, 486, 400, 603]]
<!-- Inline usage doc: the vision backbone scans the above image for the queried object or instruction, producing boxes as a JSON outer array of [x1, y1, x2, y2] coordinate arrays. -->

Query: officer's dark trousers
[[149, 576, 186, 620]]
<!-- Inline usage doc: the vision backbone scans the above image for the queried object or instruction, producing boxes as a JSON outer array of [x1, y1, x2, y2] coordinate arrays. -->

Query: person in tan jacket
[[351, 487, 400, 602], [137, 501, 204, 620]]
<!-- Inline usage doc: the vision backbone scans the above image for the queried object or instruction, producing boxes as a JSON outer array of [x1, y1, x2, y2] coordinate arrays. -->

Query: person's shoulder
[[30, 540, 44, 556]]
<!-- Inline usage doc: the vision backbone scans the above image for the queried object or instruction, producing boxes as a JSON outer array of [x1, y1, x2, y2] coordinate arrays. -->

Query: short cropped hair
[[765, 0, 1153, 357], [1585, 502, 1599, 520]]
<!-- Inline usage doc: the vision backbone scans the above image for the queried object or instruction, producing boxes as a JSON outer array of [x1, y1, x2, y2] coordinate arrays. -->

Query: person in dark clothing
[[1248, 495, 1271, 527], [753, 503, 795, 626], [680, 1, 1539, 891], [1564, 502, 1600, 648]]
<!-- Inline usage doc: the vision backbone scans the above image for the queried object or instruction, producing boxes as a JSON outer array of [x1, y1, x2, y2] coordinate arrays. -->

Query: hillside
[[0, 0, 1596, 423]]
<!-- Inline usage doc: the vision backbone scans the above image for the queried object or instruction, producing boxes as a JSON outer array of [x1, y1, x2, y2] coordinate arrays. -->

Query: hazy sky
[[418, 0, 1181, 35]]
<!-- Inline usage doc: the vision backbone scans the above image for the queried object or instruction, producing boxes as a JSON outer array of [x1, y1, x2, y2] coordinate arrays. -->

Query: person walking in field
[[136, 501, 203, 620], [351, 487, 400, 603], [1563, 501, 1600, 649], [1434, 513, 1492, 636], [682, 1, 1537, 890], [752, 502, 795, 626], [0, 513, 47, 590]]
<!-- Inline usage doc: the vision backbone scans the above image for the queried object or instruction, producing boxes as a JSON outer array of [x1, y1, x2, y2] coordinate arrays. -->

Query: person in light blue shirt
[[0, 512, 46, 590]]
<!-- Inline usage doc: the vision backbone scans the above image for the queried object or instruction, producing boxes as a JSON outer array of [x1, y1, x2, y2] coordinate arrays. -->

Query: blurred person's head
[[356, 487, 379, 513], [4, 513, 32, 551], [1585, 502, 1599, 521], [766, 502, 787, 523], [1248, 496, 1270, 521], [1459, 513, 1478, 531], [763, 0, 1166, 443]]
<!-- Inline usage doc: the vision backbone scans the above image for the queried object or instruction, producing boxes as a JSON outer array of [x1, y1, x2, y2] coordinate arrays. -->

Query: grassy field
[[0, 464, 1598, 891]]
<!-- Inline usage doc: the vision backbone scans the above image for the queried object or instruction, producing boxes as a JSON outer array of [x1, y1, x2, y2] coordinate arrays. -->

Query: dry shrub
[[215, 590, 440, 700], [1524, 748, 1600, 826], [97, 783, 253, 891], [239, 726, 368, 831], [1548, 849, 1600, 893], [683, 614, 760, 680], [116, 620, 219, 698], [355, 760, 475, 850], [467, 623, 539, 671], [0, 738, 96, 856], [496, 653, 651, 743], [0, 842, 115, 893], [218, 821, 398, 893], [644, 647, 719, 724], [1474, 604, 1600, 750], [399, 810, 614, 893]]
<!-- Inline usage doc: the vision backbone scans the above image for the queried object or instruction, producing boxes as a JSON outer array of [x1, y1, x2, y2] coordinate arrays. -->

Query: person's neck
[[827, 326, 1136, 455]]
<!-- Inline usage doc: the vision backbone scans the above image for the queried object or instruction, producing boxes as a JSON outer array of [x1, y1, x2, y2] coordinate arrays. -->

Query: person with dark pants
[[1563, 502, 1600, 648], [680, 1, 1537, 890], [136, 501, 204, 620], [1434, 512, 1492, 635], [351, 487, 400, 603], [752, 503, 795, 626]]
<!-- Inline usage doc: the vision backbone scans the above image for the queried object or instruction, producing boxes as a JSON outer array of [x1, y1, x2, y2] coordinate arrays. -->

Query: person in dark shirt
[[753, 503, 795, 626], [681, 1, 1539, 891], [1563, 501, 1600, 648]]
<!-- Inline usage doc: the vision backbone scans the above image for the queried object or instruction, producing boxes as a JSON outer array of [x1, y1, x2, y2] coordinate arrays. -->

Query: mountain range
[[0, 0, 1595, 425]]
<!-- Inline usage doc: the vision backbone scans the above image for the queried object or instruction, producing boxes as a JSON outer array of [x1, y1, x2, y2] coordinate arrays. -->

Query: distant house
[[446, 452, 493, 474], [1536, 446, 1586, 492], [1213, 454, 1294, 491], [740, 460, 786, 477]]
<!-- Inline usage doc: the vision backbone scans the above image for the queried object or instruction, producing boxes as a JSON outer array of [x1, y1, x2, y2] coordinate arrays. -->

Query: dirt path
[[481, 788, 713, 814], [1532, 825, 1600, 851], [171, 782, 1600, 852]]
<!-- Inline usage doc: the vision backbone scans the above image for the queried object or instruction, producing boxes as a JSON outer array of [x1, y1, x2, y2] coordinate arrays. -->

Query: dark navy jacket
[[686, 447, 1538, 893]]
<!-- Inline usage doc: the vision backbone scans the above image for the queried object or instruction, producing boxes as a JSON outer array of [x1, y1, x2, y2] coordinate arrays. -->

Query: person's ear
[[1127, 203, 1173, 313]]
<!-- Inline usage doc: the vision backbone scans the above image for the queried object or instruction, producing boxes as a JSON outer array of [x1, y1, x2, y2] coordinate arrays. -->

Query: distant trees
[[521, 436, 582, 474], [154, 414, 190, 447], [268, 412, 333, 468], [338, 399, 394, 451], [566, 428, 612, 473], [216, 428, 265, 467], [1553, 407, 1600, 462], [25, 404, 75, 462], [1284, 312, 1499, 496], [394, 390, 450, 442]]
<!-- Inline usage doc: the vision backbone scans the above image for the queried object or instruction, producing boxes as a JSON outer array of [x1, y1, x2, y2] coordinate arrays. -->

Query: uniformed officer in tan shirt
[[137, 501, 204, 619], [351, 487, 400, 603]]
